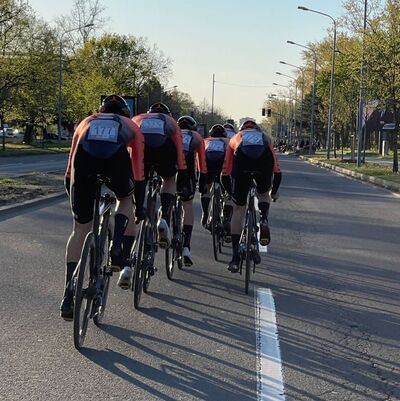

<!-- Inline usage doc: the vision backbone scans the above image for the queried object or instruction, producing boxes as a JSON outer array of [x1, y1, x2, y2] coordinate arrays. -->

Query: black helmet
[[239, 119, 259, 131], [223, 123, 235, 131], [209, 124, 227, 138], [100, 95, 131, 118], [148, 102, 171, 115], [177, 115, 197, 130]]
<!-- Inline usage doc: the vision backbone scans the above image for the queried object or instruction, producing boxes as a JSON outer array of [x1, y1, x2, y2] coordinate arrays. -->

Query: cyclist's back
[[132, 103, 187, 250]]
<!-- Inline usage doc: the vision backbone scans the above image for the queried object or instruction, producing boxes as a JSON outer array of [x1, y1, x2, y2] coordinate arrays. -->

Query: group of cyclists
[[60, 95, 282, 320]]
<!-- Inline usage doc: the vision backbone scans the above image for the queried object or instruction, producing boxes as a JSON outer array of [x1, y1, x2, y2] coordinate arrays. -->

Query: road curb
[[0, 191, 67, 217], [299, 155, 400, 194]]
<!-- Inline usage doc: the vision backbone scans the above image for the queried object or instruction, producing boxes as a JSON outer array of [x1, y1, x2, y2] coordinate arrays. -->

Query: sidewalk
[[299, 155, 400, 194]]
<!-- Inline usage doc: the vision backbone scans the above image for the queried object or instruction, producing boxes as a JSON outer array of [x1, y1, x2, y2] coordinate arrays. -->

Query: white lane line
[[255, 288, 285, 401]]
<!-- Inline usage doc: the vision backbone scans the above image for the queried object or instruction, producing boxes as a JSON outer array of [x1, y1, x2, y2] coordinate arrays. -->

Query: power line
[[215, 80, 273, 88]]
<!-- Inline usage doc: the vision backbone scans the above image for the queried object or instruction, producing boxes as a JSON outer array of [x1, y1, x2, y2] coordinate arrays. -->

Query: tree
[[364, 0, 400, 172]]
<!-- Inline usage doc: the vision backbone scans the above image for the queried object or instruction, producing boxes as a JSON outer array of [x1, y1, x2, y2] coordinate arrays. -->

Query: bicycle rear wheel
[[245, 211, 254, 294], [73, 232, 95, 349], [133, 222, 146, 309], [211, 196, 221, 262], [93, 228, 112, 326]]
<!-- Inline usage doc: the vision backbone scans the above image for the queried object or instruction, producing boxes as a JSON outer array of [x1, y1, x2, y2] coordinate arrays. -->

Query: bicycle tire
[[144, 209, 158, 293], [175, 199, 184, 270], [133, 222, 146, 309], [245, 211, 254, 295], [73, 232, 95, 349], [165, 203, 174, 280], [93, 228, 112, 326], [211, 195, 220, 261]]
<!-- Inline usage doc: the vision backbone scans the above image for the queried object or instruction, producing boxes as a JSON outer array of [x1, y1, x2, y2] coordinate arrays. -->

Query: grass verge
[[309, 157, 400, 184], [0, 142, 71, 157]]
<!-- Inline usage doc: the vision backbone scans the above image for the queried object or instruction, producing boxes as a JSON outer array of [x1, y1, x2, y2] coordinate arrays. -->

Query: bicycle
[[238, 176, 259, 295], [207, 176, 225, 262], [165, 193, 184, 279], [73, 175, 115, 349], [131, 167, 161, 309]]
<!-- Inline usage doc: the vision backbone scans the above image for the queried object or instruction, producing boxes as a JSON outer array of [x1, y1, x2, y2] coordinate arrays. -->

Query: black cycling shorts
[[144, 138, 177, 179], [71, 144, 134, 223], [205, 158, 224, 185], [180, 152, 197, 202], [231, 147, 274, 206]]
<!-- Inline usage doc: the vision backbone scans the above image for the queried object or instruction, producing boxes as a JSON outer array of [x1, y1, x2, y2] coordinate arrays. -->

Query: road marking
[[255, 288, 285, 401]]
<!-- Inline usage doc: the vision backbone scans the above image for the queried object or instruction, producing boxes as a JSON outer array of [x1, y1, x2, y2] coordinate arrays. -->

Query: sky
[[29, 0, 344, 122]]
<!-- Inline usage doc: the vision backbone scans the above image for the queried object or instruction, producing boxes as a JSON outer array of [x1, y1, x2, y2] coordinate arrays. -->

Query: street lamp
[[298, 5, 337, 159], [160, 85, 178, 102], [273, 83, 295, 142], [276, 72, 298, 138], [287, 40, 317, 155], [58, 23, 94, 145], [280, 61, 305, 138]]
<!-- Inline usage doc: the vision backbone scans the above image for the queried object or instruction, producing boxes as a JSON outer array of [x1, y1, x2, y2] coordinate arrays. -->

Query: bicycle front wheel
[[93, 228, 112, 326], [133, 222, 146, 309], [73, 232, 95, 349]]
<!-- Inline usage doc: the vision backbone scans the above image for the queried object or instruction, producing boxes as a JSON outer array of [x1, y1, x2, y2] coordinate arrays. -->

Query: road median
[[299, 155, 400, 194]]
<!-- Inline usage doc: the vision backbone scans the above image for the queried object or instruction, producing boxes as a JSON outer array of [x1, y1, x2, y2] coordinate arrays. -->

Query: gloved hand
[[176, 169, 189, 196], [198, 173, 207, 195], [135, 207, 146, 223], [271, 191, 279, 202], [221, 175, 233, 196], [64, 176, 71, 196], [134, 180, 146, 212]]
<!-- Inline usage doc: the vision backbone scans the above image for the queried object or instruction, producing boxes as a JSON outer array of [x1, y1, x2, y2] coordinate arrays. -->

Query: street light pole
[[280, 61, 305, 140], [287, 41, 317, 155], [211, 73, 215, 125], [298, 6, 337, 158], [58, 23, 93, 146], [273, 82, 293, 142], [276, 72, 298, 139]]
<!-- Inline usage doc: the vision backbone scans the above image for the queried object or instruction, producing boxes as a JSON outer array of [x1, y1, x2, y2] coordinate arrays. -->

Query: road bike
[[238, 176, 260, 294], [131, 167, 161, 309], [73, 176, 115, 349], [165, 194, 184, 279], [208, 177, 225, 261]]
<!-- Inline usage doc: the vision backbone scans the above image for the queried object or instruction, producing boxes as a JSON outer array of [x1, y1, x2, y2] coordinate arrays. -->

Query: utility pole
[[211, 73, 215, 124], [357, 0, 367, 167]]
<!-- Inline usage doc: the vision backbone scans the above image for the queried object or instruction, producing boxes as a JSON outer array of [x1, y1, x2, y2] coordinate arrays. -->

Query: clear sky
[[29, 0, 344, 122]]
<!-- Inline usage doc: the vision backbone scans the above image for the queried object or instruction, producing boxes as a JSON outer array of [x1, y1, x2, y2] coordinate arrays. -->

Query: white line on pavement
[[255, 288, 285, 401]]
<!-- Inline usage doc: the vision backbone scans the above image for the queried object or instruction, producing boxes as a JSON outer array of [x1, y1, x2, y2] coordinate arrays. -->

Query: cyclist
[[221, 119, 282, 273], [116, 103, 187, 287], [60, 95, 146, 319], [200, 124, 233, 240], [177, 115, 207, 266], [223, 122, 236, 139]]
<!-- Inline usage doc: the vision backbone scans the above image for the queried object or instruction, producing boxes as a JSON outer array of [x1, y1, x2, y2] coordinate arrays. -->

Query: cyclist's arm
[[128, 121, 145, 182], [65, 118, 89, 178], [170, 120, 187, 170], [269, 144, 282, 194], [222, 136, 240, 176], [194, 132, 207, 174]]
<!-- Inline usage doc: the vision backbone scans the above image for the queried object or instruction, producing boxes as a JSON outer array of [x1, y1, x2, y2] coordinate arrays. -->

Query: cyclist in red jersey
[[177, 115, 207, 266], [221, 119, 282, 273], [61, 95, 146, 319], [201, 124, 233, 241], [223, 122, 237, 140], [116, 103, 188, 285]]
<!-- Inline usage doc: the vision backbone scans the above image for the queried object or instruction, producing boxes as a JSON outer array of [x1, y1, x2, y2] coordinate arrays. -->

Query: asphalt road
[[0, 154, 68, 177], [0, 156, 399, 401]]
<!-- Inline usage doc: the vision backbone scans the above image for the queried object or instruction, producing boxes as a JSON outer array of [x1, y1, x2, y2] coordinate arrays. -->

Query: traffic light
[[262, 108, 266, 116], [262, 108, 272, 117], [267, 108, 272, 117]]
